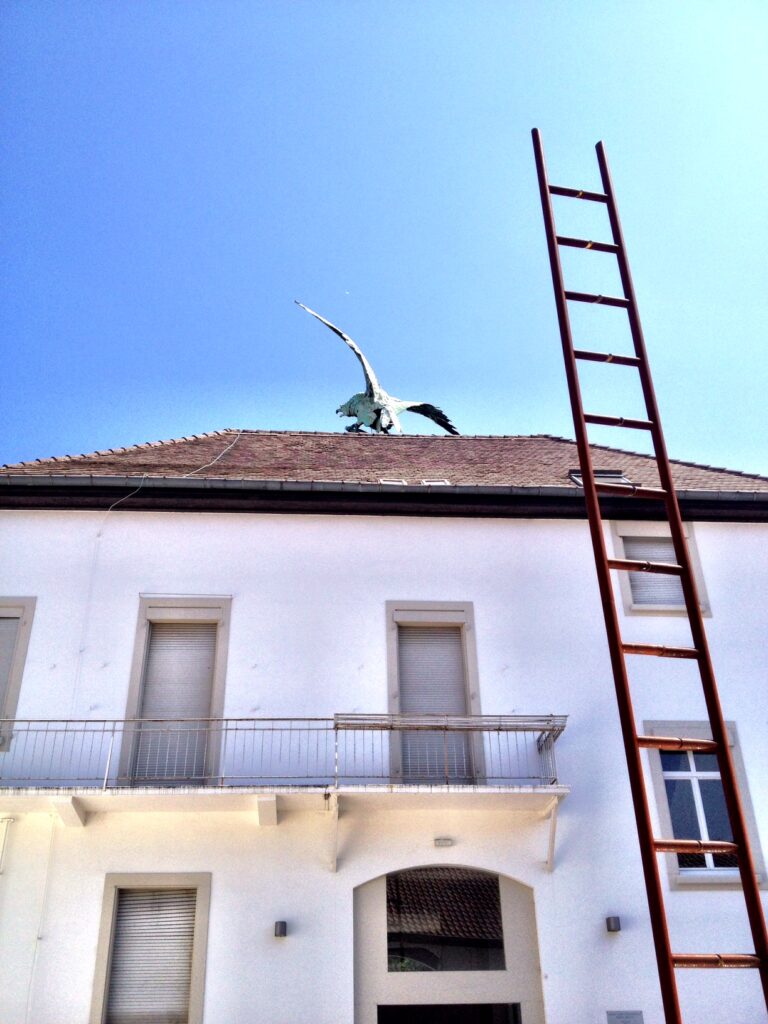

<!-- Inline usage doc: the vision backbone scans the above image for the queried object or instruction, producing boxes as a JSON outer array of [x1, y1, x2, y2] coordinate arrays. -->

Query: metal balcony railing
[[0, 714, 566, 790]]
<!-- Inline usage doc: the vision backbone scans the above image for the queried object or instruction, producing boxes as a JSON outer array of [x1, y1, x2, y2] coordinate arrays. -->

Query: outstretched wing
[[295, 301, 380, 397], [405, 403, 460, 436]]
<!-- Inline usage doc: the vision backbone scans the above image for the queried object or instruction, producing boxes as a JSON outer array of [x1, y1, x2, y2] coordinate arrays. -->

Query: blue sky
[[3, 1, 767, 474]]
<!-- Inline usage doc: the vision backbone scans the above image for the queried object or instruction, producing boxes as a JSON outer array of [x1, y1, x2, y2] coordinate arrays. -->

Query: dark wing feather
[[407, 404, 459, 435]]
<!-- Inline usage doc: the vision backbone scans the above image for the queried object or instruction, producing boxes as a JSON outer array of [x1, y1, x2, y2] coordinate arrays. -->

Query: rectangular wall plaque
[[607, 1014, 644, 1024]]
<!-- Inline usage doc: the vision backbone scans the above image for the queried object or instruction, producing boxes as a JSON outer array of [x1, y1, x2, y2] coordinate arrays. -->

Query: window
[[0, 598, 36, 744], [569, 468, 630, 487], [645, 721, 766, 889], [387, 867, 505, 972], [611, 522, 710, 615], [90, 873, 210, 1024], [121, 597, 231, 784], [386, 602, 481, 783], [661, 748, 736, 869]]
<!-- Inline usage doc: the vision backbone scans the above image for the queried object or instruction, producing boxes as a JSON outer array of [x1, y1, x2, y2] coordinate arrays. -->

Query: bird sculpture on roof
[[295, 301, 459, 435]]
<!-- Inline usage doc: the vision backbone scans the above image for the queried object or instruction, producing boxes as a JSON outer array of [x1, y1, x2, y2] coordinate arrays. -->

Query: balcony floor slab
[[0, 784, 569, 818]]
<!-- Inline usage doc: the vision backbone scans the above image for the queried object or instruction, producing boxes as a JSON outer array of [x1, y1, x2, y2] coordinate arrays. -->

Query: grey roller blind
[[398, 626, 468, 714], [0, 617, 20, 713], [397, 626, 472, 782], [139, 623, 217, 719], [106, 887, 196, 1024], [133, 623, 217, 781], [623, 537, 685, 606]]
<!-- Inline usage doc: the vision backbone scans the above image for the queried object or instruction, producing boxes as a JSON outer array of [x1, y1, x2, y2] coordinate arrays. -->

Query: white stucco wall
[[0, 508, 766, 1023]]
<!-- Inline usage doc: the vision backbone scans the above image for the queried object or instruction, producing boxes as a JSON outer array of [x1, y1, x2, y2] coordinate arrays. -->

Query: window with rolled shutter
[[0, 617, 20, 715], [105, 887, 196, 1024], [132, 623, 217, 782], [623, 536, 685, 607], [397, 626, 473, 782]]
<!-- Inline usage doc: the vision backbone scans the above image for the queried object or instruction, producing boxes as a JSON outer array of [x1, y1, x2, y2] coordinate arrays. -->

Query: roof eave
[[1, 474, 767, 521]]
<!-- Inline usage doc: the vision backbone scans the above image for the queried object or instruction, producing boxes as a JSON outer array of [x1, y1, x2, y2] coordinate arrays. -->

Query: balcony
[[0, 715, 568, 828]]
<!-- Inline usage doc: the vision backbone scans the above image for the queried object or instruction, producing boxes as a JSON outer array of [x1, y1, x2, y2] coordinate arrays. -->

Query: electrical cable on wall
[[69, 430, 243, 716]]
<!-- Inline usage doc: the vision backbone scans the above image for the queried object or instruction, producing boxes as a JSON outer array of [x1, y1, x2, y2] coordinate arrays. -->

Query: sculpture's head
[[336, 400, 354, 418]]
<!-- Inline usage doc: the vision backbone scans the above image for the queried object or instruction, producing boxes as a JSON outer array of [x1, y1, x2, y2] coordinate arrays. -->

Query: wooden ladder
[[531, 128, 768, 1021]]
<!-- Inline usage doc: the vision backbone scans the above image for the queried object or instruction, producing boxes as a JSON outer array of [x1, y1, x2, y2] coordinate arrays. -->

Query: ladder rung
[[672, 954, 761, 969], [595, 482, 666, 499], [573, 349, 642, 368], [565, 290, 630, 308], [556, 235, 619, 254], [608, 558, 681, 575], [637, 735, 719, 753], [548, 184, 608, 203], [584, 413, 654, 430], [622, 643, 699, 660], [654, 838, 738, 855]]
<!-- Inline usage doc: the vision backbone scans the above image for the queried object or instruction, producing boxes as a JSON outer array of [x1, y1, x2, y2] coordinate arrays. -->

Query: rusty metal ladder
[[531, 128, 768, 1021]]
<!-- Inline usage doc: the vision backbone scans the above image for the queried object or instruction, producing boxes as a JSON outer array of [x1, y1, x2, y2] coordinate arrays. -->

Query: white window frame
[[119, 596, 232, 781], [644, 720, 766, 890], [89, 872, 211, 1024], [0, 597, 36, 746], [611, 521, 710, 616]]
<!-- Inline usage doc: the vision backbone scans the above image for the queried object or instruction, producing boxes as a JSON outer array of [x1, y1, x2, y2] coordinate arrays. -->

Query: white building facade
[[0, 430, 766, 1024]]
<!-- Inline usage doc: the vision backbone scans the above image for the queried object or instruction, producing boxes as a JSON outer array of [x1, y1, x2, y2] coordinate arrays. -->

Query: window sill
[[626, 604, 711, 617], [671, 868, 766, 891]]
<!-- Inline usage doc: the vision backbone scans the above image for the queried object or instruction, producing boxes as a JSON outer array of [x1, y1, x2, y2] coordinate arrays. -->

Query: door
[[397, 625, 474, 783], [378, 1007, 521, 1024], [131, 622, 217, 784]]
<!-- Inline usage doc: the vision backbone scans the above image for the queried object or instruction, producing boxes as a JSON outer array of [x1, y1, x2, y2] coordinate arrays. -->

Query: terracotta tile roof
[[2, 429, 766, 492]]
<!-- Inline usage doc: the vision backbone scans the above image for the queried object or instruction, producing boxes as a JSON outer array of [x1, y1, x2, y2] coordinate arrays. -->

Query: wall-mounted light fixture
[[434, 837, 454, 848], [274, 921, 287, 938], [605, 916, 621, 933]]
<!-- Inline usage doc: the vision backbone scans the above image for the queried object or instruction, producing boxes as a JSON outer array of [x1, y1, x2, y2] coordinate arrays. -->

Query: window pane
[[699, 780, 738, 868], [664, 779, 705, 868], [660, 751, 689, 772], [692, 752, 718, 772], [387, 867, 505, 972]]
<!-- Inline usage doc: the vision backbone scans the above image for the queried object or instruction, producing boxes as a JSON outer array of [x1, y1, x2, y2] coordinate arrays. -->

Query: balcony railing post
[[102, 724, 116, 791], [334, 722, 339, 789]]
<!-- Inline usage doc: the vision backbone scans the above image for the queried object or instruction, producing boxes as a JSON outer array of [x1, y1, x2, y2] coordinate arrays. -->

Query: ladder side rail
[[531, 128, 683, 1023], [596, 143, 768, 994]]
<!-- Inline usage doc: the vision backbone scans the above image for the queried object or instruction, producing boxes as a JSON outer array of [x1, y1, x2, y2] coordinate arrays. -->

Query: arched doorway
[[354, 866, 546, 1024]]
